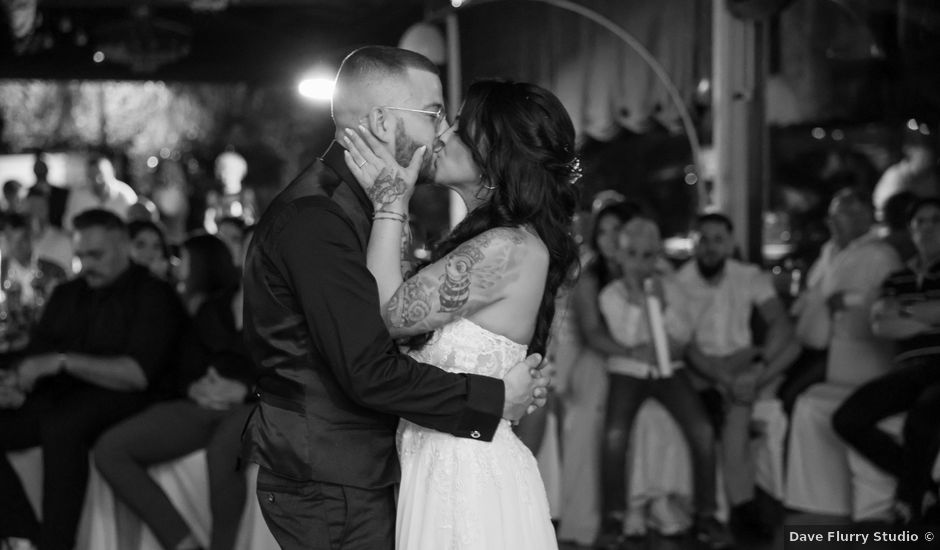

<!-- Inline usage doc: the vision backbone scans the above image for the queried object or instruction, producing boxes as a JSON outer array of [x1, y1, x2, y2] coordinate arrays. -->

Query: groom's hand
[[502, 353, 549, 422]]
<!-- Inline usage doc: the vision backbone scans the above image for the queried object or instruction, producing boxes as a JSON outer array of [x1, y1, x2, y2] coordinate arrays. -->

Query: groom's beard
[[395, 120, 435, 185]]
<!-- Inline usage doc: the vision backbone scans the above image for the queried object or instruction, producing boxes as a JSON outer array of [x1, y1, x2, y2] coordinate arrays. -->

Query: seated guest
[[674, 213, 800, 535], [560, 200, 639, 547], [25, 187, 74, 276], [128, 220, 172, 281], [1, 214, 45, 309], [598, 218, 731, 548], [176, 234, 241, 315], [880, 191, 918, 263], [833, 197, 940, 523], [62, 155, 137, 231], [127, 198, 161, 224], [95, 232, 255, 550], [0, 209, 186, 550]]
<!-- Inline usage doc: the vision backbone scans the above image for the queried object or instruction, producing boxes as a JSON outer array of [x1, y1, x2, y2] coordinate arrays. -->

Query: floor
[[555, 500, 852, 550]]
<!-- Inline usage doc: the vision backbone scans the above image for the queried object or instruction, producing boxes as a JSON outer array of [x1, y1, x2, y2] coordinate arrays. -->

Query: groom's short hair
[[335, 46, 438, 91]]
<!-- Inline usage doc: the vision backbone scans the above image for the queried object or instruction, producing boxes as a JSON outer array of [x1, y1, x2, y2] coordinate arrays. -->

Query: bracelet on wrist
[[373, 210, 408, 223]]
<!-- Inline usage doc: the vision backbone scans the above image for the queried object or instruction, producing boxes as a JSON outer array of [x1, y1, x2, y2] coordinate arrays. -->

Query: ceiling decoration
[[96, 6, 191, 73], [0, 1, 426, 82]]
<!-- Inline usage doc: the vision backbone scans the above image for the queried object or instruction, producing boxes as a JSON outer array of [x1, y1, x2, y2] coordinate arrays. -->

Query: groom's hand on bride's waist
[[502, 353, 549, 422]]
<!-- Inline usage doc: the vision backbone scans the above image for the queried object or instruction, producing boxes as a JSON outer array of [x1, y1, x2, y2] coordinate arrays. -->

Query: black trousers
[[601, 370, 718, 520], [94, 400, 253, 550], [256, 466, 396, 550], [0, 382, 147, 550], [832, 355, 940, 511]]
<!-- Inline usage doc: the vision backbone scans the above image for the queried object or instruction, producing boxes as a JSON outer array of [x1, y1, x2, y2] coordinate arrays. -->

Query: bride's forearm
[[367, 212, 407, 306]]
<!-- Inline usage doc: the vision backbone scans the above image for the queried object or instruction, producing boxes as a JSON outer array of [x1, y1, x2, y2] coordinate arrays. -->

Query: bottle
[[644, 277, 673, 377]]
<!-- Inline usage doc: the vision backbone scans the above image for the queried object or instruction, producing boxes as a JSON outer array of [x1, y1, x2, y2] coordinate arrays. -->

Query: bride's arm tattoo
[[384, 229, 526, 334], [366, 168, 407, 209]]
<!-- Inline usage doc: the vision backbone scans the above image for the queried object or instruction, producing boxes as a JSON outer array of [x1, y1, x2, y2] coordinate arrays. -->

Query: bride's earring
[[475, 173, 495, 200]]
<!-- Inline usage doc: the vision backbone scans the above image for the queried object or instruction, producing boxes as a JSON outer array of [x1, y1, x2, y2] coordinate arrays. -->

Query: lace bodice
[[407, 317, 527, 378]]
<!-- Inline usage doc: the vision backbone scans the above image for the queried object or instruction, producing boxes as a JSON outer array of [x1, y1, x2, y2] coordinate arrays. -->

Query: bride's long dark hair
[[423, 80, 581, 355]]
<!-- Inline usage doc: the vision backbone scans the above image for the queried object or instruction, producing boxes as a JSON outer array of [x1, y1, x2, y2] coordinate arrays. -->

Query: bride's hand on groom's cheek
[[342, 125, 423, 212]]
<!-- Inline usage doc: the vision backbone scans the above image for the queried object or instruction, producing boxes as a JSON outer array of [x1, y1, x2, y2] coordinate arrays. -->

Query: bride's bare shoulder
[[473, 226, 547, 257]]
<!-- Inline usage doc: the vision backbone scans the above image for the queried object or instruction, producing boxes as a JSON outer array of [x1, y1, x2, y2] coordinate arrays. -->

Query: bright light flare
[[298, 77, 335, 102]]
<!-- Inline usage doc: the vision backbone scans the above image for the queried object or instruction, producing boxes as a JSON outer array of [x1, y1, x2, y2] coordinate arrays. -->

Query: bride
[[343, 79, 580, 549]]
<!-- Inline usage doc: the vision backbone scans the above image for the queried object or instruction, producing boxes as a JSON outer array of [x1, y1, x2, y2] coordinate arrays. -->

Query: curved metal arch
[[429, 0, 707, 207]]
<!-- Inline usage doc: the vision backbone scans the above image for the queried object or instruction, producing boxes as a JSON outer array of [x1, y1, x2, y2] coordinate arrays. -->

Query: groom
[[242, 46, 549, 549]]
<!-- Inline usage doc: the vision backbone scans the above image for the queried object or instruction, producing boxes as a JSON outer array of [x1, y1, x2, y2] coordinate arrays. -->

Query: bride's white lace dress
[[396, 318, 558, 550]]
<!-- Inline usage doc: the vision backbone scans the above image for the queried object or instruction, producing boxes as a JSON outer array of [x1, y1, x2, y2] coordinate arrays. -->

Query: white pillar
[[445, 12, 468, 228], [712, 1, 767, 262]]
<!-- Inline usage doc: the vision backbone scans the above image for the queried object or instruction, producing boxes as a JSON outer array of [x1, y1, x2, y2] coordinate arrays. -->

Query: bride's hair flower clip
[[566, 156, 583, 186]]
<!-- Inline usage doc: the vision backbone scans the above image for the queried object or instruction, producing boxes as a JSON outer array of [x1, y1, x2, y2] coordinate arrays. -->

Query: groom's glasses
[[384, 105, 447, 127], [431, 119, 458, 153]]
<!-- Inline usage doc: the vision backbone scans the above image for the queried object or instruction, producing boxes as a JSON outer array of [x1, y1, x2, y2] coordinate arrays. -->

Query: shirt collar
[[319, 140, 373, 218]]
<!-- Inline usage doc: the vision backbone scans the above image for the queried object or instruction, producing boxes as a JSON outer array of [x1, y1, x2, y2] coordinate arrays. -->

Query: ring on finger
[[356, 160, 366, 168]]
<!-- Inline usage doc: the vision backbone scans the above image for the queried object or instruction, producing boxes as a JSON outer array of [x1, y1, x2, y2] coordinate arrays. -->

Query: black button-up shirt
[[28, 262, 186, 394]]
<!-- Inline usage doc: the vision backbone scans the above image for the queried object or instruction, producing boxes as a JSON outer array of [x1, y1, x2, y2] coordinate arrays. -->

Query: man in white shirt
[[806, 189, 901, 385], [62, 155, 137, 231], [674, 213, 799, 534]]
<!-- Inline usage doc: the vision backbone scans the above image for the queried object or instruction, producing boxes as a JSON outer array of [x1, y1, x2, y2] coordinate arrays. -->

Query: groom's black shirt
[[241, 142, 504, 489]]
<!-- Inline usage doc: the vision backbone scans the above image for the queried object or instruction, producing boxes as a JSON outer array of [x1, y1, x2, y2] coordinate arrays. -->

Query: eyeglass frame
[[382, 105, 447, 126], [381, 105, 452, 153]]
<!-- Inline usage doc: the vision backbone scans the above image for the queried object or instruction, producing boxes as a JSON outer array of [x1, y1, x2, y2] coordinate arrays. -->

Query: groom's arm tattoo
[[366, 168, 407, 209], [384, 228, 526, 332]]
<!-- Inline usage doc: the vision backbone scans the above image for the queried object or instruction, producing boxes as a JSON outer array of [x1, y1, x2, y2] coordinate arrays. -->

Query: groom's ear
[[365, 108, 394, 144]]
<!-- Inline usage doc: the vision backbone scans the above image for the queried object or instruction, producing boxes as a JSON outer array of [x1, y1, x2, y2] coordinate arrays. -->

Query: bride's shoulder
[[471, 226, 547, 261]]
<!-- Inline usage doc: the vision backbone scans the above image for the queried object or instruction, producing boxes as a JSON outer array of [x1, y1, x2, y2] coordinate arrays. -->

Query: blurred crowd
[[0, 151, 258, 550], [544, 178, 940, 549]]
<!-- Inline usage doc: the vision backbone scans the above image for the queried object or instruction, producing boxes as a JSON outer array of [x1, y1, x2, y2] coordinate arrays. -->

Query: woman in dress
[[557, 198, 640, 546], [344, 79, 580, 550]]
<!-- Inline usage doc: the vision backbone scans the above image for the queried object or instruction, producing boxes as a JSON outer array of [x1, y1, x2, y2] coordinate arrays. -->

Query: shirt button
[[470, 430, 481, 439], [266, 493, 275, 503]]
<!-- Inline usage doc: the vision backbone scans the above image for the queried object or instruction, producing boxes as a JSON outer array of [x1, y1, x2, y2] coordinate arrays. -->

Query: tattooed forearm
[[399, 222, 414, 278], [387, 277, 434, 328], [366, 168, 407, 208]]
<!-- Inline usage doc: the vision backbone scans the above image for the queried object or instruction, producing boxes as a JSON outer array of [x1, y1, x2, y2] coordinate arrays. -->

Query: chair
[[6, 447, 278, 550], [784, 383, 903, 521], [623, 397, 787, 534]]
